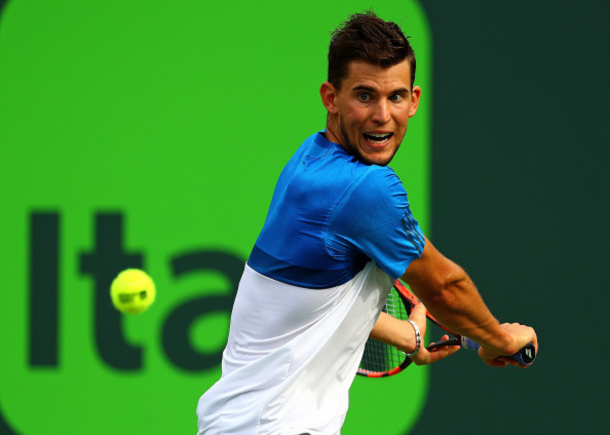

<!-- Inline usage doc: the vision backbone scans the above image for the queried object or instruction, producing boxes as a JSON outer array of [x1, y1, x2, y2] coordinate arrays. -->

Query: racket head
[[357, 286, 413, 377], [357, 280, 461, 378]]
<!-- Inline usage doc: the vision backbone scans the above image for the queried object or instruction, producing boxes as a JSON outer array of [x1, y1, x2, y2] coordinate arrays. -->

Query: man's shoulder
[[354, 164, 404, 196], [333, 168, 404, 228]]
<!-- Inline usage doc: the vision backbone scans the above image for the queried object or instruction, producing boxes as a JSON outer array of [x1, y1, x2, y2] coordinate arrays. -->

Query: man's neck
[[325, 115, 345, 150]]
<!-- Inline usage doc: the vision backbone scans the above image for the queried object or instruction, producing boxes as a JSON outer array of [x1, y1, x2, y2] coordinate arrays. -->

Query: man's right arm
[[401, 236, 538, 366]]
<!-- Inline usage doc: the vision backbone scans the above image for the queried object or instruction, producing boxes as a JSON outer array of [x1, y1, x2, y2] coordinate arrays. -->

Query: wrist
[[479, 328, 514, 355], [404, 320, 421, 358]]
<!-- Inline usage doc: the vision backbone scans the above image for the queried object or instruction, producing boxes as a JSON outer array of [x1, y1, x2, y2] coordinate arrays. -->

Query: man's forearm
[[402, 239, 516, 355], [369, 311, 416, 353], [413, 272, 513, 353]]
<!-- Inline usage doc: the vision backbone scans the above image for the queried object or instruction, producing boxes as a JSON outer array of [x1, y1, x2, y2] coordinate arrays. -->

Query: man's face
[[322, 59, 421, 166]]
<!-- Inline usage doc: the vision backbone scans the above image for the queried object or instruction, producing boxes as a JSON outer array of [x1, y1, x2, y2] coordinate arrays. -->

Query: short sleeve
[[325, 168, 425, 279]]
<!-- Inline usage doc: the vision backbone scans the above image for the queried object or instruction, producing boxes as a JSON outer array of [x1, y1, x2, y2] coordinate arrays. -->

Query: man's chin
[[357, 149, 395, 166], [341, 135, 396, 166], [350, 149, 390, 166], [359, 140, 400, 166], [354, 154, 392, 167], [366, 156, 393, 166]]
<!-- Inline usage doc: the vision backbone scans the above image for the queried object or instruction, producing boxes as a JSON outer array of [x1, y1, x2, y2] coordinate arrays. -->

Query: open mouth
[[363, 132, 393, 145]]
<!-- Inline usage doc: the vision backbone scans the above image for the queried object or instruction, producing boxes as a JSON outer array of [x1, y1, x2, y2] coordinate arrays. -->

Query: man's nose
[[372, 100, 390, 124]]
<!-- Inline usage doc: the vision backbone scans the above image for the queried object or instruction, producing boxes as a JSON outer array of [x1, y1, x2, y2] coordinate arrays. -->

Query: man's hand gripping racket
[[357, 280, 537, 378]]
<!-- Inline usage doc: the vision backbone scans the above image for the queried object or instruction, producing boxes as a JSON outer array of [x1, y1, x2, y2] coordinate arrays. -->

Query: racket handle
[[460, 337, 536, 366]]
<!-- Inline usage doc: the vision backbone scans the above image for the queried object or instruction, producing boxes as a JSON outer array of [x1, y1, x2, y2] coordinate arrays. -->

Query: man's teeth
[[364, 133, 392, 143]]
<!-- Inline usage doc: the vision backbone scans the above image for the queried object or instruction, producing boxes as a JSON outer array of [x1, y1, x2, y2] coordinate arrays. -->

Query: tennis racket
[[357, 280, 536, 378]]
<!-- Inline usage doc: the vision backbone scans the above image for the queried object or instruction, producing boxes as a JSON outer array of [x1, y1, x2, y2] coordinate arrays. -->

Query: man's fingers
[[414, 344, 460, 365]]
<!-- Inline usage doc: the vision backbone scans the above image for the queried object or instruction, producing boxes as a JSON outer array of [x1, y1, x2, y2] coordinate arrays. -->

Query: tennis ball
[[110, 269, 156, 314]]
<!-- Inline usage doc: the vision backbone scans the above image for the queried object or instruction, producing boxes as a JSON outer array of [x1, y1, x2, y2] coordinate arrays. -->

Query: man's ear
[[320, 81, 339, 114], [409, 86, 422, 118]]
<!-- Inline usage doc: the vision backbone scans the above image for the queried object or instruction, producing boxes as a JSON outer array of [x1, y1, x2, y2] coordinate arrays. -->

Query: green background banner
[[0, 1, 431, 434], [1, 0, 608, 434]]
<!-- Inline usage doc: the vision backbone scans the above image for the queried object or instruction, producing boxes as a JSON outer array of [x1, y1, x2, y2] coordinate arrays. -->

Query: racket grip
[[460, 337, 536, 366]]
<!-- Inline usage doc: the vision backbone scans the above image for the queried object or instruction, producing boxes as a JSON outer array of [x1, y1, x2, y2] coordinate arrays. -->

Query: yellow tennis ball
[[110, 269, 156, 314]]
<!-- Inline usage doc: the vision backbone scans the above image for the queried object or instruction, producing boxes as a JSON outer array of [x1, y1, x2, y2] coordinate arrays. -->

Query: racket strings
[[359, 290, 409, 375]]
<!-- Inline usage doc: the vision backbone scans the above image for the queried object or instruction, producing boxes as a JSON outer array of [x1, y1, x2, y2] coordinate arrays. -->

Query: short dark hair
[[327, 11, 416, 90]]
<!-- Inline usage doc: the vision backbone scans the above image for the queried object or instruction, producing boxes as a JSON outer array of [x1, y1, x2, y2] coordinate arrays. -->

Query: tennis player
[[196, 11, 537, 435]]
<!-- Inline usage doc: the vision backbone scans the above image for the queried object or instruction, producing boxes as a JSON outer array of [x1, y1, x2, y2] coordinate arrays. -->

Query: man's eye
[[389, 94, 404, 102], [358, 93, 371, 102]]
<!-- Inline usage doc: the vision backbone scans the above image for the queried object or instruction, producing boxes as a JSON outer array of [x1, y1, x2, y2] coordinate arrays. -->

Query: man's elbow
[[411, 264, 471, 308], [422, 277, 468, 308]]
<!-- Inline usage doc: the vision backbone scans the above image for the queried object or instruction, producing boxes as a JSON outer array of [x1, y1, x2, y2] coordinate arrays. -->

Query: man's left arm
[[369, 303, 460, 365]]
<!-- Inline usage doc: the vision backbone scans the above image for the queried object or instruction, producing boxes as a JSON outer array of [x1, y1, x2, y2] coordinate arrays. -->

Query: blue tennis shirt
[[249, 132, 425, 289]]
